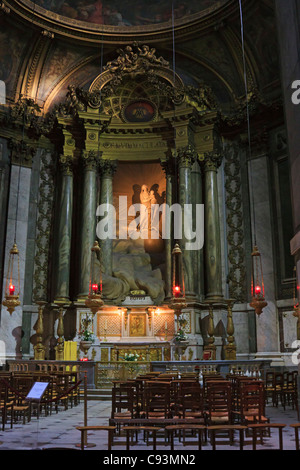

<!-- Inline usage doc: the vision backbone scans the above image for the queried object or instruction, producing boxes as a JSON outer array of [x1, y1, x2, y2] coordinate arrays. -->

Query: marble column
[[78, 151, 98, 299], [160, 157, 174, 300], [203, 151, 223, 300], [191, 159, 204, 300], [98, 160, 117, 277], [177, 145, 196, 297], [54, 154, 74, 303]]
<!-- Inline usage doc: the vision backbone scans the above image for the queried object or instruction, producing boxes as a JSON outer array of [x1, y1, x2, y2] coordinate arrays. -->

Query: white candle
[[165, 321, 168, 329], [105, 319, 107, 330]]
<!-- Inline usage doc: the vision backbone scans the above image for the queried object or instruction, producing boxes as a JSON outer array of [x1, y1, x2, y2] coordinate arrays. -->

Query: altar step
[[86, 388, 113, 401]]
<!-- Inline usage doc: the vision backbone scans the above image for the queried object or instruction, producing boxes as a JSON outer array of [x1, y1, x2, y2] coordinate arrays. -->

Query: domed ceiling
[[22, 0, 227, 28]]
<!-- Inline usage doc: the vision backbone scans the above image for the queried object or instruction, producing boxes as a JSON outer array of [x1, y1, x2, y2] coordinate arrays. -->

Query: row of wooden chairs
[[265, 370, 298, 411], [0, 370, 81, 430], [109, 373, 269, 430], [78, 421, 294, 450]]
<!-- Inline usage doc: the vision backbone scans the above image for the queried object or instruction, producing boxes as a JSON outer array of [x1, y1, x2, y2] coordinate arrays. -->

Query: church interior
[[0, 0, 300, 452]]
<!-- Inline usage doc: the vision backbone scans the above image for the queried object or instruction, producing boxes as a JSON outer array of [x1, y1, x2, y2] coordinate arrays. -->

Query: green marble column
[[161, 157, 174, 300], [99, 160, 117, 277], [191, 159, 204, 299], [54, 154, 74, 303], [177, 145, 196, 298], [203, 151, 223, 300], [78, 150, 98, 299]]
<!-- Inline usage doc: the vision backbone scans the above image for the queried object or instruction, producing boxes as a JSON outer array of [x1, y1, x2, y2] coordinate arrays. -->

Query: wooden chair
[[282, 371, 299, 417], [205, 382, 233, 426], [177, 383, 206, 423], [0, 379, 14, 431], [143, 381, 171, 419], [51, 373, 70, 413], [233, 382, 269, 435], [264, 371, 276, 406], [11, 375, 33, 425], [111, 384, 136, 420]]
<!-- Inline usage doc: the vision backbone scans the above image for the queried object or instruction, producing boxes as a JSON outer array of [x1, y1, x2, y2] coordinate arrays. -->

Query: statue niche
[[97, 161, 167, 305]]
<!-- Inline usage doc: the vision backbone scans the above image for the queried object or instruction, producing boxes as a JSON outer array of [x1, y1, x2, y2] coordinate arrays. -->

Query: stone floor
[[0, 398, 298, 455]]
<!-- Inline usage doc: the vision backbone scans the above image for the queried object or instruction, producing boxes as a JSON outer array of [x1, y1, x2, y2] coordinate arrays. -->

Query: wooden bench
[[207, 425, 248, 450], [165, 424, 206, 450], [76, 426, 116, 450], [247, 423, 286, 450], [123, 425, 162, 450]]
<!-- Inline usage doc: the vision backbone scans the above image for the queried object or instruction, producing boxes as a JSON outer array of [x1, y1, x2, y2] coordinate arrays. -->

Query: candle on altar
[[165, 321, 168, 330]]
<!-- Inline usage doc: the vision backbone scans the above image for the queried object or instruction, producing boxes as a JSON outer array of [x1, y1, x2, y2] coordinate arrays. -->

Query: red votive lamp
[[255, 285, 261, 296], [174, 285, 181, 298], [9, 284, 15, 296], [92, 283, 98, 294]]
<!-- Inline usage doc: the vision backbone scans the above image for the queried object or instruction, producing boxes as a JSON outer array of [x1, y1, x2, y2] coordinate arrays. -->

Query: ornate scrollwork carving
[[104, 43, 169, 78], [32, 151, 55, 303], [224, 142, 247, 302]]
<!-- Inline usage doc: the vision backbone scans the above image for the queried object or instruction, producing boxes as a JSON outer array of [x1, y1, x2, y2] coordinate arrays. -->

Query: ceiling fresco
[[26, 0, 228, 27]]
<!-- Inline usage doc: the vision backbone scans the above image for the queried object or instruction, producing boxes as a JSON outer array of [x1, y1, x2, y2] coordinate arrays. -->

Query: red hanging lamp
[[85, 241, 104, 314], [249, 245, 267, 315], [2, 243, 21, 315]]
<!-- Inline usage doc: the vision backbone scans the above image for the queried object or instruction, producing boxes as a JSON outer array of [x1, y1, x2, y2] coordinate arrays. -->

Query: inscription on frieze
[[100, 140, 168, 150]]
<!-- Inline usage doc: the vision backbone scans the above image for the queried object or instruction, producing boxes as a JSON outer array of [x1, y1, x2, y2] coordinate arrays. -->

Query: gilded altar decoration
[[129, 314, 146, 337]]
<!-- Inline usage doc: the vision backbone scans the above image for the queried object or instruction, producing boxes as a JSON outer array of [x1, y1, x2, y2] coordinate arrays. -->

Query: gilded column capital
[[177, 144, 197, 168], [58, 154, 74, 175], [82, 149, 100, 171], [99, 159, 118, 178], [203, 150, 222, 172]]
